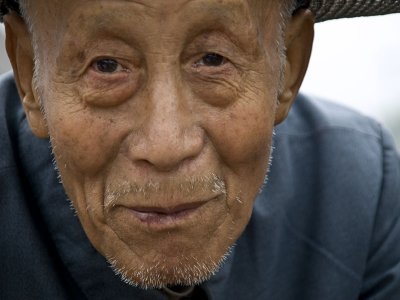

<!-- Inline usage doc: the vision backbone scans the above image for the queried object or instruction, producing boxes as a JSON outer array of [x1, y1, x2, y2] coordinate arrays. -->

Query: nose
[[126, 74, 204, 172]]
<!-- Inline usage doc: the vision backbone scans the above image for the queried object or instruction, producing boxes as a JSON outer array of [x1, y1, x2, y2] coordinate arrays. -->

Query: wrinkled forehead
[[27, 0, 286, 54], [27, 0, 284, 28], [1, 0, 304, 25]]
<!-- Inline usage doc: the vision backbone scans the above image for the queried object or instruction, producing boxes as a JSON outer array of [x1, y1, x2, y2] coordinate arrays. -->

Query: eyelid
[[82, 58, 141, 107]]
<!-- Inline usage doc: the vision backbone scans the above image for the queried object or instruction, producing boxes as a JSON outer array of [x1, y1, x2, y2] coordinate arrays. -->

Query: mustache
[[104, 173, 226, 208]]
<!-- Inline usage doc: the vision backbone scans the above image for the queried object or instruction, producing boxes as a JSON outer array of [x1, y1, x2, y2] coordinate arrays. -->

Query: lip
[[123, 199, 213, 227]]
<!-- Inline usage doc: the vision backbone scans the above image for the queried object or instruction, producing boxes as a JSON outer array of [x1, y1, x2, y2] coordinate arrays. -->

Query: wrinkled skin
[[5, 0, 314, 288]]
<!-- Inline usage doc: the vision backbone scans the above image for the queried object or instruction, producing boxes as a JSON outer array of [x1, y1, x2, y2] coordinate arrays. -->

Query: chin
[[105, 245, 234, 289]]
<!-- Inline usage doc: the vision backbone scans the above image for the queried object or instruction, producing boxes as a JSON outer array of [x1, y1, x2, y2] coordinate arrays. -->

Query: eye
[[195, 53, 227, 67], [92, 58, 126, 74]]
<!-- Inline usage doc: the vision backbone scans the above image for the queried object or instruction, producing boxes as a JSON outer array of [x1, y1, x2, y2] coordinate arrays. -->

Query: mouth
[[124, 200, 212, 227]]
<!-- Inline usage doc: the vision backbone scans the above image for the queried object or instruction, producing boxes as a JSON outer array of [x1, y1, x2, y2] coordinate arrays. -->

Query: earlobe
[[275, 9, 314, 125], [22, 91, 49, 138], [4, 13, 49, 138]]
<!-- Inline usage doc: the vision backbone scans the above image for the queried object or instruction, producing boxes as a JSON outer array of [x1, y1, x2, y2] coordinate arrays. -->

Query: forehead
[[30, 0, 277, 13], [29, 0, 282, 61], [30, 0, 280, 32]]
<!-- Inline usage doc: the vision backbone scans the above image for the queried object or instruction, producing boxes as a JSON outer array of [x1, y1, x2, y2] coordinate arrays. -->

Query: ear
[[275, 9, 314, 125], [4, 13, 49, 138]]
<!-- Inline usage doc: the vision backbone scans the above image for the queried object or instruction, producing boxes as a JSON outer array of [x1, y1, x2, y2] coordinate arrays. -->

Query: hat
[[0, 0, 400, 22], [308, 0, 400, 22]]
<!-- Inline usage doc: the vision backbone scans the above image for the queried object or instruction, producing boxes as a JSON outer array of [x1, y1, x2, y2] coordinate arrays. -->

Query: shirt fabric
[[1, 72, 399, 300]]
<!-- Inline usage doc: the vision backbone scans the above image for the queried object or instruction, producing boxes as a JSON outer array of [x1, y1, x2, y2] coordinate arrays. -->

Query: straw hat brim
[[308, 0, 400, 22]]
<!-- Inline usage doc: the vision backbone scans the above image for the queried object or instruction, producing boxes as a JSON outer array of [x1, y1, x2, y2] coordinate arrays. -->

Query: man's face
[[26, 0, 284, 288]]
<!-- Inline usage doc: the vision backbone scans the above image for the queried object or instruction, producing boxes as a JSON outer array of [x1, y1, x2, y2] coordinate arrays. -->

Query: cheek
[[44, 95, 125, 177], [206, 100, 275, 175], [195, 61, 277, 178], [201, 96, 275, 226]]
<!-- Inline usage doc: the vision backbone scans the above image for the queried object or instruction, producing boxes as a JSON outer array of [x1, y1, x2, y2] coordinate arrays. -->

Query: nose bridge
[[148, 69, 185, 143], [130, 62, 204, 171]]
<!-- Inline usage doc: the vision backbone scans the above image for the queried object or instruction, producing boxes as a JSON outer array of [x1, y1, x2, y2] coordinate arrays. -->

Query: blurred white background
[[1, 17, 400, 147], [301, 14, 400, 149], [0, 24, 11, 74]]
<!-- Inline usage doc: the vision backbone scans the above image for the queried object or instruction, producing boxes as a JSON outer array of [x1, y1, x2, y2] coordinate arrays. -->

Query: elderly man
[[0, 0, 399, 299]]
